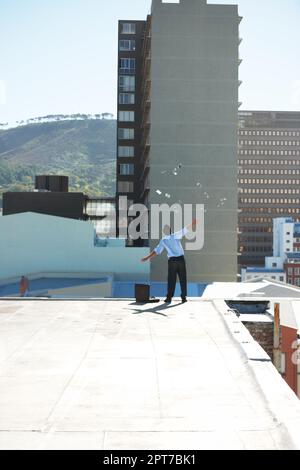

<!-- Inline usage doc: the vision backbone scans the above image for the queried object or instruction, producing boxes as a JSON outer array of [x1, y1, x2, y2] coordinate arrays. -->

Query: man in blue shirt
[[141, 219, 198, 303]]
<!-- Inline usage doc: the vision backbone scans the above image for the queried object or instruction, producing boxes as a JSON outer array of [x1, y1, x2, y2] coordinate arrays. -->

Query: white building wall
[[273, 218, 294, 258], [265, 257, 284, 270], [0, 213, 149, 281], [282, 222, 294, 255], [272, 218, 282, 257]]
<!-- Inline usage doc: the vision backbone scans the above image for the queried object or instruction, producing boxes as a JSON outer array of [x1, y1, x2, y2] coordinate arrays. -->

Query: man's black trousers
[[167, 255, 187, 300]]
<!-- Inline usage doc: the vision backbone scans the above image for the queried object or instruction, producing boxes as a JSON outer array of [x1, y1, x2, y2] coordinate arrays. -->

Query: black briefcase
[[135, 284, 150, 303], [134, 284, 160, 303]]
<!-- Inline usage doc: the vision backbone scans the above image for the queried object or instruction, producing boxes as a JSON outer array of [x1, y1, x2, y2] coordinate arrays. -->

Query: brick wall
[[242, 321, 274, 360]]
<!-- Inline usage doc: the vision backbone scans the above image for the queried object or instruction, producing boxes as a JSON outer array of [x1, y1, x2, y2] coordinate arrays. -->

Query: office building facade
[[238, 111, 300, 269], [117, 0, 241, 282]]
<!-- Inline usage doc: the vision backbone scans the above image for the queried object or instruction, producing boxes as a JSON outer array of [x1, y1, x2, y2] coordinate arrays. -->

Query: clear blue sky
[[0, 0, 299, 124]]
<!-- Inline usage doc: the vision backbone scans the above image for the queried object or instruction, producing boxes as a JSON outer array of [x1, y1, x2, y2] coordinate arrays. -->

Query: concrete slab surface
[[0, 299, 299, 450]]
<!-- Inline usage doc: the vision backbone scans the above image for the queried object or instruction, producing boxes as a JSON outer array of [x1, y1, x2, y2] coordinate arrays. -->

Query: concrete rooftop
[[1, 299, 300, 450]]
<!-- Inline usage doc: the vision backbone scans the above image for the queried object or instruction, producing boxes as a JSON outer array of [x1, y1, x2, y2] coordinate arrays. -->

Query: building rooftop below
[[240, 280, 300, 300], [0, 298, 300, 450], [245, 268, 284, 273], [202, 279, 300, 300]]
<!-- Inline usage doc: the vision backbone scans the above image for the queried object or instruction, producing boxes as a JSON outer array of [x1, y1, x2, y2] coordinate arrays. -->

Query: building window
[[94, 219, 115, 236], [86, 200, 115, 218], [119, 58, 136, 74], [119, 76, 135, 92], [119, 93, 135, 105], [121, 23, 136, 34], [118, 146, 134, 157], [118, 128, 134, 140], [119, 164, 134, 175], [119, 111, 135, 122], [118, 181, 134, 193], [119, 39, 136, 51]]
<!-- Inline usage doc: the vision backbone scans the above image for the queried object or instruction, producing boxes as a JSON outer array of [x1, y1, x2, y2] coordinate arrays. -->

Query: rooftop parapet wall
[[0, 213, 149, 281], [214, 299, 300, 449]]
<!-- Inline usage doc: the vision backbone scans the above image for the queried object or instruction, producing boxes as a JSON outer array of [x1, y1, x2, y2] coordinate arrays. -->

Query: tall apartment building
[[117, 0, 241, 282], [238, 111, 300, 269], [116, 20, 146, 209]]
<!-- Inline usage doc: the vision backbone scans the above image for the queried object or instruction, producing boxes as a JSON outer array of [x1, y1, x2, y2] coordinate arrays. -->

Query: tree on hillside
[[101, 113, 114, 120]]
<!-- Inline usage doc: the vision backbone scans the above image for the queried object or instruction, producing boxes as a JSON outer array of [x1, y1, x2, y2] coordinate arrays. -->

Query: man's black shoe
[[164, 298, 172, 303], [181, 298, 188, 304]]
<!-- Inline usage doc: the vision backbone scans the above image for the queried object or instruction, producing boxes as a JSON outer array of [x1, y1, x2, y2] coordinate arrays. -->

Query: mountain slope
[[0, 118, 117, 206]]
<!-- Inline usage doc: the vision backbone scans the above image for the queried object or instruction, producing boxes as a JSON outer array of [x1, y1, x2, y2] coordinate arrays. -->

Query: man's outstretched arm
[[141, 239, 164, 262], [173, 219, 199, 239], [186, 218, 198, 231], [141, 250, 158, 263]]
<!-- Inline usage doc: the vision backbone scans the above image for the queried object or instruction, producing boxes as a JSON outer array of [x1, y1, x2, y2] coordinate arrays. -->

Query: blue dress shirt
[[154, 227, 188, 258]]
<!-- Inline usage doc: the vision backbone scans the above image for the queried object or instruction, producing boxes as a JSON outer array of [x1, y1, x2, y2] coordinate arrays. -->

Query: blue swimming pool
[[113, 282, 208, 298], [0, 277, 209, 298]]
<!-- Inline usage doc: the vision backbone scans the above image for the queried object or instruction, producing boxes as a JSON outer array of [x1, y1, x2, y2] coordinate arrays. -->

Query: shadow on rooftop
[[128, 301, 182, 317]]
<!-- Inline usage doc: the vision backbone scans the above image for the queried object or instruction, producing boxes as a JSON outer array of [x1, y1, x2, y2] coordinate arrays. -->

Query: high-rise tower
[[117, 0, 242, 282]]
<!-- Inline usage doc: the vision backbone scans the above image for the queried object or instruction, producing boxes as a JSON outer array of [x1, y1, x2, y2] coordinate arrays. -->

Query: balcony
[[146, 99, 151, 111], [141, 56, 151, 79], [140, 139, 150, 165], [139, 155, 150, 182], [141, 99, 151, 115], [141, 108, 151, 130], [142, 119, 150, 132], [141, 116, 151, 134], [141, 63, 150, 87], [139, 180, 150, 199], [141, 78, 151, 102], [119, 68, 136, 75], [140, 139, 150, 157]]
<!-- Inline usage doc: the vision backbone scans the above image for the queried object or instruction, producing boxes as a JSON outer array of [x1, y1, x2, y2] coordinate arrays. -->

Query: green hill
[[0, 117, 117, 206]]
